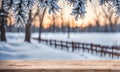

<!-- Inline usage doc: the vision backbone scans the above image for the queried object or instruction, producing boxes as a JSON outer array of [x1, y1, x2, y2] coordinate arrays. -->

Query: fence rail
[[34, 38, 120, 59]]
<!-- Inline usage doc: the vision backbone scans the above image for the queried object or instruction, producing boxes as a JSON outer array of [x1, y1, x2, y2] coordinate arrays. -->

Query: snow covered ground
[[32, 32, 120, 46], [0, 33, 106, 60]]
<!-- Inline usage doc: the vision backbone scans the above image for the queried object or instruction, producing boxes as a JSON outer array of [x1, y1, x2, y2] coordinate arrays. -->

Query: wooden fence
[[34, 38, 120, 59]]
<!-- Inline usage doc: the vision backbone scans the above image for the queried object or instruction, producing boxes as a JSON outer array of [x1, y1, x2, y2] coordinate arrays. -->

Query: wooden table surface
[[0, 60, 120, 72]]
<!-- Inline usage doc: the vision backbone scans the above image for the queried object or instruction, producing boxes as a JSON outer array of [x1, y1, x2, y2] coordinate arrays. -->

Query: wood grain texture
[[0, 60, 120, 72]]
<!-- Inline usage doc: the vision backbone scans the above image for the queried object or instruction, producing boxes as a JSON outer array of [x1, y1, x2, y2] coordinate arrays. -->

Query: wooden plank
[[0, 69, 105, 72], [0, 60, 120, 72], [0, 60, 120, 70]]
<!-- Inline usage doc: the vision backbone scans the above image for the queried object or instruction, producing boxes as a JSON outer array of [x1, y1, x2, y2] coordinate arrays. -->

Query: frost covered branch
[[99, 0, 120, 15], [70, 0, 87, 20], [38, 0, 60, 14]]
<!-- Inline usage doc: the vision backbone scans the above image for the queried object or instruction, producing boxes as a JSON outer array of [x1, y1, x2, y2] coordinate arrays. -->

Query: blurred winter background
[[0, 0, 120, 60]]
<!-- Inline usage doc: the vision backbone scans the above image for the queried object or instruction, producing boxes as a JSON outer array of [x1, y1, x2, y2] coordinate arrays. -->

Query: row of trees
[[5, 22, 120, 33]]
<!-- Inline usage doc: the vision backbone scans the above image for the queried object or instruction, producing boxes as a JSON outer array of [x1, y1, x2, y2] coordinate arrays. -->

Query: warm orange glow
[[7, 14, 14, 26]]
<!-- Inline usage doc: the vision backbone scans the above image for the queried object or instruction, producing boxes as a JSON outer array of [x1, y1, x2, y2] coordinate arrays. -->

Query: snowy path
[[0, 33, 105, 60]]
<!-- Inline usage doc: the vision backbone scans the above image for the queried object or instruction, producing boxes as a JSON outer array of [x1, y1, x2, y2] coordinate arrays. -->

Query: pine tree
[[0, 0, 8, 42]]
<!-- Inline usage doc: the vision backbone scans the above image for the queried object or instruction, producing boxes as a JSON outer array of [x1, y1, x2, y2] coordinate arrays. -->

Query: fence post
[[104, 46, 107, 56], [61, 41, 63, 50], [54, 40, 57, 48], [108, 47, 111, 58], [78, 43, 80, 50], [111, 46, 114, 59], [40, 39, 42, 42], [66, 42, 69, 51], [46, 40, 48, 45], [50, 40, 52, 46], [91, 44, 93, 54], [72, 42, 75, 52], [82, 43, 84, 52], [100, 46, 103, 57], [95, 45, 97, 54]]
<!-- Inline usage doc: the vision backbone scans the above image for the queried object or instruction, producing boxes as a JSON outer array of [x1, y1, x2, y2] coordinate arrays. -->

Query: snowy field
[[32, 32, 120, 46], [0, 32, 120, 60], [0, 33, 105, 60]]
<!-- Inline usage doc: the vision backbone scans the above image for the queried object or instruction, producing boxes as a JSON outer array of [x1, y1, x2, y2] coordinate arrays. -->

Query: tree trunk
[[25, 10, 32, 43], [9, 15, 12, 32], [38, 22, 42, 42], [0, 17, 6, 42], [52, 15, 55, 33], [9, 23, 12, 32], [67, 22, 70, 39], [38, 8, 47, 42], [0, 1, 7, 42], [25, 24, 31, 42]]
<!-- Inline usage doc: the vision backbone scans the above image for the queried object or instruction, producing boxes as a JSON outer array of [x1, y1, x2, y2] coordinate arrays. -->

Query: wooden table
[[0, 60, 120, 72]]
